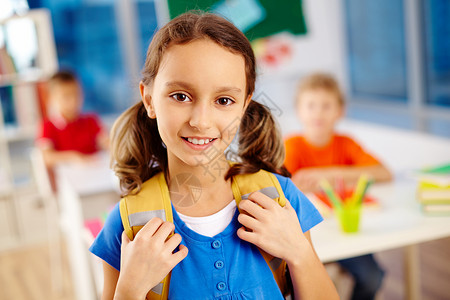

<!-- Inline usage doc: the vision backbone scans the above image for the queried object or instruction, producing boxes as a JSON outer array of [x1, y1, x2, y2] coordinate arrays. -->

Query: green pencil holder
[[336, 204, 362, 233]]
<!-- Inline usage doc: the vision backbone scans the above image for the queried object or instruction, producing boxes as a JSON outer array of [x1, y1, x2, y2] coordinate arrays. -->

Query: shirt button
[[217, 281, 227, 291], [214, 260, 224, 269], [212, 240, 221, 249]]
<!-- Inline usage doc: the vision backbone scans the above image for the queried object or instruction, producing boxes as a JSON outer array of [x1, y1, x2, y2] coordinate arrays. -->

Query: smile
[[183, 137, 216, 145]]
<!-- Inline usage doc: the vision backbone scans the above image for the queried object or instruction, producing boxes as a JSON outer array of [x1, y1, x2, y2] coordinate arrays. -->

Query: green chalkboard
[[167, 0, 307, 41]]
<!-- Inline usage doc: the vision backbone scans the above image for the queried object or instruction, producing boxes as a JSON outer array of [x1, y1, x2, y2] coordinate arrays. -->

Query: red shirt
[[37, 114, 102, 154], [284, 134, 380, 175]]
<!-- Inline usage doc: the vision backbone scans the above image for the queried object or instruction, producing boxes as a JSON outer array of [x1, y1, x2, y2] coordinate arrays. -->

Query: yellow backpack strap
[[119, 172, 173, 300], [232, 170, 289, 295]]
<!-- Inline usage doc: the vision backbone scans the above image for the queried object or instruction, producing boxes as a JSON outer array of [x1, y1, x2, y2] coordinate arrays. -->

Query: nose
[[188, 100, 212, 130]]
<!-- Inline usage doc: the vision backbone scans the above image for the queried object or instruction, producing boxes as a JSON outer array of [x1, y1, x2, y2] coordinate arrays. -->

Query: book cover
[[417, 182, 450, 203], [416, 165, 450, 202], [421, 203, 450, 216], [421, 163, 450, 175], [414, 163, 450, 187]]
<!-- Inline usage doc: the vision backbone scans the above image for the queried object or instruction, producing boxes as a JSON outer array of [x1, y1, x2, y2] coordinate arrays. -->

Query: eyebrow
[[165, 81, 242, 94]]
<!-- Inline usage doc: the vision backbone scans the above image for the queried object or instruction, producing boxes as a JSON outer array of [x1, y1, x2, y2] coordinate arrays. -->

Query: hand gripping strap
[[232, 170, 288, 294], [119, 172, 173, 300]]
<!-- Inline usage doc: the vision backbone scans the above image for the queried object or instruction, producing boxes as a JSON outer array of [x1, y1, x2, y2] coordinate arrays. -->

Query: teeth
[[187, 137, 213, 145]]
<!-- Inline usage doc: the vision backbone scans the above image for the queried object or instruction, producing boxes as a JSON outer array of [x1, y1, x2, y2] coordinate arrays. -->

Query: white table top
[[311, 176, 450, 263], [56, 153, 119, 196]]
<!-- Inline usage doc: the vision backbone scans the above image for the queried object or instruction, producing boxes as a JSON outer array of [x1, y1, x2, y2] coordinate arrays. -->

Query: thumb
[[121, 231, 131, 249], [283, 199, 293, 210]]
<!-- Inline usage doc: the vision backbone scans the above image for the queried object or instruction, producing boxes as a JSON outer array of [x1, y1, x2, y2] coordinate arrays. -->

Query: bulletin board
[[167, 0, 307, 41]]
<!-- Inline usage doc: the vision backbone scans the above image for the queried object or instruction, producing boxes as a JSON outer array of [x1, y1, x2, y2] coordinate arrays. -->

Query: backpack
[[119, 169, 289, 299]]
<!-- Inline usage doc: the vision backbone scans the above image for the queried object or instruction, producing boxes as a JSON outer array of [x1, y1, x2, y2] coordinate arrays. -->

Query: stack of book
[[416, 163, 450, 215]]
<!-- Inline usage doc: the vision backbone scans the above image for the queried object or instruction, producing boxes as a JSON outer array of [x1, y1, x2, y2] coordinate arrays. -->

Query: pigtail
[[225, 100, 290, 180], [110, 101, 167, 196]]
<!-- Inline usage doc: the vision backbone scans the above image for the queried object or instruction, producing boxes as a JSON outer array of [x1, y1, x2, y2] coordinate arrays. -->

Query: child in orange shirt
[[284, 73, 392, 300], [284, 73, 391, 193]]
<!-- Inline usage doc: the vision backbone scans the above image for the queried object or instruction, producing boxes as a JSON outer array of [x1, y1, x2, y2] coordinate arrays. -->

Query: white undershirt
[[177, 200, 237, 237]]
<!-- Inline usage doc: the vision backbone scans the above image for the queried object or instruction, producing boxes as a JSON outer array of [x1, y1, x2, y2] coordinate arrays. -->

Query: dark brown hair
[[111, 12, 289, 195], [297, 73, 345, 106], [48, 70, 79, 90]]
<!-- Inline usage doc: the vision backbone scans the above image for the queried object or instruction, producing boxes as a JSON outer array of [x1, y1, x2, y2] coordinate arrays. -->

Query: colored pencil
[[319, 179, 343, 209], [350, 174, 369, 207], [335, 176, 345, 201], [357, 179, 373, 206]]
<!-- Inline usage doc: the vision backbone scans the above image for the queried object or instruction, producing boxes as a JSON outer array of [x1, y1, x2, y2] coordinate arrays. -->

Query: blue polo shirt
[[90, 173, 323, 299]]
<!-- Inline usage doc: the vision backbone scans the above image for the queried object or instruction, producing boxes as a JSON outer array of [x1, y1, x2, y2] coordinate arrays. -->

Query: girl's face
[[141, 39, 250, 168], [296, 88, 343, 138]]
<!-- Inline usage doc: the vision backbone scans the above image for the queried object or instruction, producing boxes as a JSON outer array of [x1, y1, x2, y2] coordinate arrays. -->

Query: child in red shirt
[[36, 71, 109, 167], [284, 73, 392, 300]]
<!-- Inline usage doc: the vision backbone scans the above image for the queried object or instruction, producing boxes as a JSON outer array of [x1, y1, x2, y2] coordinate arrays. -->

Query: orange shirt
[[284, 134, 380, 175]]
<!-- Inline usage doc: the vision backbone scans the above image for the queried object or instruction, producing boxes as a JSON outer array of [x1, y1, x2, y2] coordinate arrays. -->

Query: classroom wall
[[258, 0, 346, 84]]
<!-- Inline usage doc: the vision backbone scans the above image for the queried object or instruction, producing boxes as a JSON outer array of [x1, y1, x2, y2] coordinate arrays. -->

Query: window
[[422, 0, 450, 107], [31, 0, 158, 116], [344, 0, 450, 137], [344, 0, 408, 102]]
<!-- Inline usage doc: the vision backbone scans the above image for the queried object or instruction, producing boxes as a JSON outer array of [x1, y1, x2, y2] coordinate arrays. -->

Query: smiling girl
[[90, 12, 338, 300]]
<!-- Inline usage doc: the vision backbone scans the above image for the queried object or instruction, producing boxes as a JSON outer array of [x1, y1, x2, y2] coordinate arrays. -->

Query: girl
[[90, 12, 338, 300]]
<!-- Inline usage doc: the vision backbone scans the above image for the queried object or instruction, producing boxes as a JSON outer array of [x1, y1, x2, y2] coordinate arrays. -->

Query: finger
[[164, 233, 182, 252], [120, 231, 131, 270], [238, 199, 266, 220], [121, 231, 130, 248], [171, 244, 189, 265], [247, 191, 278, 210], [135, 217, 164, 239], [284, 200, 304, 231], [237, 212, 259, 230], [283, 199, 293, 210], [236, 226, 257, 245], [152, 221, 175, 242]]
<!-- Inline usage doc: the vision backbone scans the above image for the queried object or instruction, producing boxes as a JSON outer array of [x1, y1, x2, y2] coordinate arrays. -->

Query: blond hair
[[111, 12, 289, 196], [297, 73, 345, 106]]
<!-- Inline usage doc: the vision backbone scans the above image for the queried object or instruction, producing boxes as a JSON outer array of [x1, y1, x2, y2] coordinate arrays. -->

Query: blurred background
[[0, 0, 449, 300]]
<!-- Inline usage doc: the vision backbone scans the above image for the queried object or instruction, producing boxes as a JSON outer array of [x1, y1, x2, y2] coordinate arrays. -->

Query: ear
[[140, 81, 156, 119]]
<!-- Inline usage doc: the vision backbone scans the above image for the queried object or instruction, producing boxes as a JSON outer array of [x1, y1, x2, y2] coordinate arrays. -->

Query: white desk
[[311, 175, 450, 299], [312, 177, 450, 262], [56, 154, 118, 300]]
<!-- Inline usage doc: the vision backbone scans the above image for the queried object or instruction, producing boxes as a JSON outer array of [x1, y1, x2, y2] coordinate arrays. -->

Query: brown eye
[[216, 97, 234, 106], [171, 93, 190, 102]]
